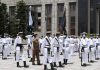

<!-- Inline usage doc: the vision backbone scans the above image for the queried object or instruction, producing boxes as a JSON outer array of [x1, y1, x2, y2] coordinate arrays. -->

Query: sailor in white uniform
[[14, 32, 29, 68], [69, 35, 75, 56], [42, 32, 56, 70], [95, 34, 100, 59], [26, 34, 33, 61], [51, 33, 64, 67], [2, 35, 9, 60], [0, 36, 3, 53], [88, 34, 96, 62], [39, 36, 44, 56], [63, 35, 70, 65], [80, 32, 89, 66]]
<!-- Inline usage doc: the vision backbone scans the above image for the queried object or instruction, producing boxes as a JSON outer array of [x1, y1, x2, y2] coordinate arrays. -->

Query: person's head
[[18, 32, 23, 37], [82, 32, 87, 38], [41, 36, 43, 39], [34, 34, 37, 38], [56, 32, 60, 38], [46, 31, 51, 37], [95, 34, 99, 38], [90, 34, 94, 39], [33, 32, 38, 38]]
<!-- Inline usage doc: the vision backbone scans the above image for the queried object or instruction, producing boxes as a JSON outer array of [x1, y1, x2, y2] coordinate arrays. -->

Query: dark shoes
[[59, 62, 64, 67], [29, 58, 32, 62], [96, 58, 99, 60], [90, 60, 94, 63], [82, 63, 87, 66], [44, 65, 48, 70], [63, 59, 67, 65], [32, 63, 35, 65], [23, 61, 29, 68], [54, 62, 57, 67], [37, 63, 42, 65], [32, 62, 42, 65], [50, 63, 57, 70], [17, 62, 21, 68], [2, 58, 7, 60]]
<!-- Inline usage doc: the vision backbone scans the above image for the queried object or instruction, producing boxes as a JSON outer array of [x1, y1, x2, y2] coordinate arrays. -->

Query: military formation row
[[0, 32, 100, 70]]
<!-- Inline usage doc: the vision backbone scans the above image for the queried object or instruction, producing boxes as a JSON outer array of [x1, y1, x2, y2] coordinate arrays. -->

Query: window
[[38, 12, 41, 17], [57, 3, 64, 17], [57, 3, 64, 32], [45, 4, 52, 17], [45, 4, 52, 31]]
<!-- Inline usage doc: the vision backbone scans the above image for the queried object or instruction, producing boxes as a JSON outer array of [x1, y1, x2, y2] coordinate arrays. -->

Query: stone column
[[52, 3, 55, 35], [75, 0, 78, 35], [96, 10, 99, 34], [7, 5, 9, 13], [41, 4, 46, 36], [88, 0, 90, 34], [55, 3, 57, 34], [52, 3, 57, 35], [65, 2, 70, 35]]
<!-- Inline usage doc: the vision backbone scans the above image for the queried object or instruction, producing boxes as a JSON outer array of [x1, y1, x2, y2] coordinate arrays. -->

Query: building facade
[[78, 0, 100, 34], [1, 0, 100, 35]]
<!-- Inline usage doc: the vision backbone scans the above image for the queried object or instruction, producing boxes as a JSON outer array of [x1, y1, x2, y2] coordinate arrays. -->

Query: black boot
[[54, 62, 57, 67], [59, 62, 64, 67], [23, 61, 29, 68], [96, 58, 99, 60], [50, 63, 56, 70], [44, 65, 48, 70], [29, 58, 32, 62], [17, 62, 21, 68], [65, 59, 68, 65], [82, 63, 86, 67], [63, 59, 66, 64]]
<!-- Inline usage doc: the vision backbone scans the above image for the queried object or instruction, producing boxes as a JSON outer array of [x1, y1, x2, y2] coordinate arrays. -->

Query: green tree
[[16, 0, 27, 33], [0, 2, 7, 37]]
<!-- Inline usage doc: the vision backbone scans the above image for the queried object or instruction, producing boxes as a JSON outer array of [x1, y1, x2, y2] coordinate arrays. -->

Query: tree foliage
[[0, 2, 7, 37], [16, 0, 27, 33]]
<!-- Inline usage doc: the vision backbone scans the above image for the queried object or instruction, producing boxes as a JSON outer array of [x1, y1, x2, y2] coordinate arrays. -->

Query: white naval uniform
[[59, 35, 64, 53], [26, 35, 33, 58], [63, 37, 70, 60], [88, 38, 95, 61], [2, 38, 8, 59], [51, 36, 61, 63], [14, 36, 25, 62], [39, 38, 43, 55], [81, 38, 89, 64], [6, 37, 13, 55], [0, 38, 3, 53], [69, 37, 75, 56], [95, 38, 100, 59], [74, 38, 79, 52], [79, 38, 82, 58], [42, 36, 52, 65]]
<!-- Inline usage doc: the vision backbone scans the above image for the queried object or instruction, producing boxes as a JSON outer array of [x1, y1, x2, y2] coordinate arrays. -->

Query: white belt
[[44, 46, 50, 48]]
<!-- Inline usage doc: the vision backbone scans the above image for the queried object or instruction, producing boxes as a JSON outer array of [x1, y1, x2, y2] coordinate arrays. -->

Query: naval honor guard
[[14, 32, 29, 68], [51, 32, 64, 67], [95, 34, 100, 59], [63, 34, 70, 65], [80, 32, 89, 66], [42, 32, 56, 70]]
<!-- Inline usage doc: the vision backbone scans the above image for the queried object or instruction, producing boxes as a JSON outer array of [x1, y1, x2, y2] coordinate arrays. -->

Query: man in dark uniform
[[32, 33, 42, 65]]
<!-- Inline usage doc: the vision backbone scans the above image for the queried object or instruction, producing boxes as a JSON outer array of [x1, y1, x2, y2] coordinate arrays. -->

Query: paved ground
[[0, 51, 100, 70]]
